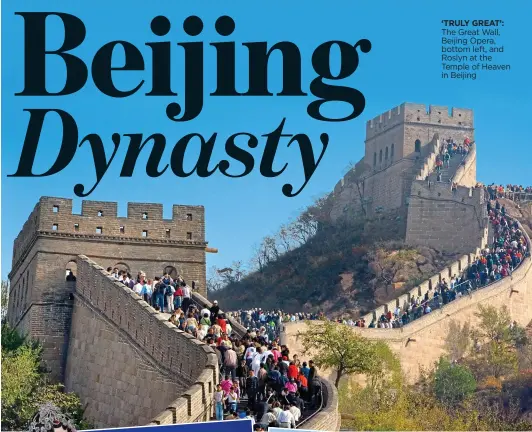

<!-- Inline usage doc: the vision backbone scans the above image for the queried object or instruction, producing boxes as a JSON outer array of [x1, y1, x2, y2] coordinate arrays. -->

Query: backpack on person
[[157, 282, 167, 295]]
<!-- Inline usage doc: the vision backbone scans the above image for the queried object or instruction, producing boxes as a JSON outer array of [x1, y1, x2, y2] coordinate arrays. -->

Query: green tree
[[1, 322, 29, 352], [1, 345, 41, 409], [470, 305, 519, 379], [433, 357, 477, 407], [1, 324, 91, 430], [472, 304, 512, 342], [298, 320, 382, 388], [445, 320, 471, 362]]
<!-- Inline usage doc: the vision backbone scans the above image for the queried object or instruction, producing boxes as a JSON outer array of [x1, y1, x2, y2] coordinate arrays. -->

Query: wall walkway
[[65, 256, 218, 428], [284, 222, 531, 384]]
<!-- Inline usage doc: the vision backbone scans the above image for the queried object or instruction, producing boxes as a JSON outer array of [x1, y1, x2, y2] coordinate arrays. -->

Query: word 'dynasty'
[[10, 12, 372, 197]]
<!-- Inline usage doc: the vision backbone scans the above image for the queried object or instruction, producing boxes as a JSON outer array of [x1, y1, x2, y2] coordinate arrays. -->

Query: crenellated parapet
[[66, 256, 219, 427]]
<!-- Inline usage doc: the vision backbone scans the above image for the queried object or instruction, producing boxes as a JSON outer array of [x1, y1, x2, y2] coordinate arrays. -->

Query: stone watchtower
[[330, 103, 475, 220], [364, 103, 474, 171], [7, 197, 207, 381]]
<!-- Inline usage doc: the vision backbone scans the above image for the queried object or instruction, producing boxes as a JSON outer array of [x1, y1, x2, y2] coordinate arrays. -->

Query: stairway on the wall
[[426, 151, 464, 184]]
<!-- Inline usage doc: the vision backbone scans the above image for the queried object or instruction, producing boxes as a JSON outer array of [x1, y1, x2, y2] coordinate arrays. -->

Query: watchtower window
[[379, 149, 382, 163], [74, 223, 79, 232], [96, 227, 103, 234], [414, 139, 421, 153], [186, 232, 192, 240], [385, 147, 389, 160], [186, 213, 193, 221], [120, 226, 125, 234], [142, 230, 148, 237], [53, 205, 59, 213], [142, 212, 148, 220], [373, 152, 377, 167], [52, 224, 58, 231], [166, 229, 171, 238], [98, 211, 103, 217]]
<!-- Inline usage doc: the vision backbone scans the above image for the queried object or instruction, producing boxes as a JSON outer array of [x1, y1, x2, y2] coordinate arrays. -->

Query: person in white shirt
[[213, 384, 226, 421], [244, 345, 256, 361], [277, 405, 295, 428], [261, 347, 272, 364], [289, 403, 301, 422], [182, 283, 191, 311], [260, 409, 278, 428], [272, 401, 283, 421], [201, 305, 211, 319], [133, 281, 143, 296], [165, 284, 175, 313], [251, 348, 262, 377]]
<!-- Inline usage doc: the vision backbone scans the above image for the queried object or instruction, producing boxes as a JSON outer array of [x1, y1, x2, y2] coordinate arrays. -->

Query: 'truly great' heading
[[10, 12, 372, 197]]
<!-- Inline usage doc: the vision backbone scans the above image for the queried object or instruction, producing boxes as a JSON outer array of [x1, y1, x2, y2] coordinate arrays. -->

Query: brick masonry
[[329, 103, 478, 255], [7, 197, 208, 382], [405, 181, 487, 254], [66, 256, 219, 427], [284, 223, 532, 386]]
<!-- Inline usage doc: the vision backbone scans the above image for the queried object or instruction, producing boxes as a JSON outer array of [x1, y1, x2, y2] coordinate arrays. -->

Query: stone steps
[[427, 152, 464, 184]]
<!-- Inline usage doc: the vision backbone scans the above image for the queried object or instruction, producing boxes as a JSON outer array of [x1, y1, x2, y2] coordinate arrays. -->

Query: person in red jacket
[[287, 361, 299, 379], [217, 313, 227, 334]]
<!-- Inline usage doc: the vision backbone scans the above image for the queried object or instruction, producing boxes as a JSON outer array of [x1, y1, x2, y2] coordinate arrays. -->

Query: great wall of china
[[6, 103, 531, 430]]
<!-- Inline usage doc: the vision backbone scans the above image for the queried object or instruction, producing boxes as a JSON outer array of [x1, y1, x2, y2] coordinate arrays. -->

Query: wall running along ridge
[[65, 256, 219, 427], [284, 220, 531, 384]]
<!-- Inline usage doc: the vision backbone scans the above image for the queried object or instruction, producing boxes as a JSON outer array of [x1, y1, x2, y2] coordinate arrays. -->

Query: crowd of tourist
[[103, 268, 320, 429], [427, 137, 471, 184], [97, 173, 529, 429], [487, 184, 532, 202], [359, 197, 529, 330], [220, 310, 324, 342]]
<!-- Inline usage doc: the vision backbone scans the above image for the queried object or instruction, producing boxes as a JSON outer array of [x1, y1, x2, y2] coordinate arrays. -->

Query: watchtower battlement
[[366, 104, 405, 138], [363, 103, 475, 174], [12, 197, 206, 274], [8, 197, 209, 382], [366, 103, 474, 141]]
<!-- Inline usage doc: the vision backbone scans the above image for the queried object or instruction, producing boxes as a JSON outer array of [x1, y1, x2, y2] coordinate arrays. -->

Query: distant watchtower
[[364, 103, 474, 172], [330, 103, 476, 221], [7, 197, 207, 381]]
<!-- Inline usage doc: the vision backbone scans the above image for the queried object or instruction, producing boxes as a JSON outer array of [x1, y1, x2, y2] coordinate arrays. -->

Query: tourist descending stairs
[[426, 146, 467, 184]]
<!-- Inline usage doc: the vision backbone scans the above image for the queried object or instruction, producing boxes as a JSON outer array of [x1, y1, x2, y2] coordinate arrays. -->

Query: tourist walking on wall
[[181, 281, 191, 312], [246, 370, 259, 410], [224, 347, 238, 381], [214, 384, 226, 421], [153, 277, 165, 312], [277, 405, 296, 428]]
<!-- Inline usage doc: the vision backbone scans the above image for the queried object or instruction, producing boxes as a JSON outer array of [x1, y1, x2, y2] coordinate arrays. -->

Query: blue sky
[[2, 0, 531, 279]]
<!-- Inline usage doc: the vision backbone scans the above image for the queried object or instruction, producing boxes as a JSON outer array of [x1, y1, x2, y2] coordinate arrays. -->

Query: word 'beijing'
[[11, 12, 373, 198], [16, 12, 372, 123]]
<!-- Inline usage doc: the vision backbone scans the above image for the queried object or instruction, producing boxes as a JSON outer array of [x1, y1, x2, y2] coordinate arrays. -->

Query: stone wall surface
[[284, 240, 531, 385], [7, 197, 208, 381], [405, 181, 487, 254], [297, 376, 341, 431], [452, 144, 477, 187], [64, 256, 218, 428]]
